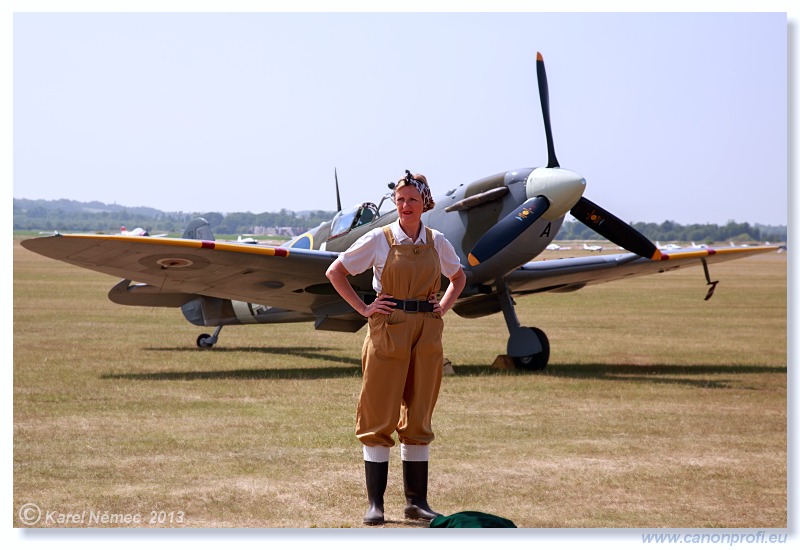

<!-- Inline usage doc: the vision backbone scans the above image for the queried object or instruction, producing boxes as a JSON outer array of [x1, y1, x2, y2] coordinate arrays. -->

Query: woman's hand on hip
[[363, 294, 395, 317], [428, 293, 443, 315]]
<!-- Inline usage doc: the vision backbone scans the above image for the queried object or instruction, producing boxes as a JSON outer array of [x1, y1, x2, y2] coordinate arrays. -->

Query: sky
[[9, 7, 790, 227]]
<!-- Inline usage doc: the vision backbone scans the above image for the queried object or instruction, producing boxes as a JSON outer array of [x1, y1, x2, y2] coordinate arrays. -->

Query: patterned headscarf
[[394, 170, 436, 212]]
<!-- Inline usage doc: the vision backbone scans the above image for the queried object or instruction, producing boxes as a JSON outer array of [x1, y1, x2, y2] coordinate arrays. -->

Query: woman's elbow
[[326, 260, 346, 282], [450, 268, 466, 290], [325, 265, 336, 282]]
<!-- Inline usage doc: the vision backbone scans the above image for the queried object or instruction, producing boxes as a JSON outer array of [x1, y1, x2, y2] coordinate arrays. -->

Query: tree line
[[557, 219, 785, 244], [13, 199, 335, 236], [13, 198, 786, 243]]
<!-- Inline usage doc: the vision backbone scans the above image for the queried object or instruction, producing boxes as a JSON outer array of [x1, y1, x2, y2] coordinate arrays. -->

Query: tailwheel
[[511, 327, 550, 371]]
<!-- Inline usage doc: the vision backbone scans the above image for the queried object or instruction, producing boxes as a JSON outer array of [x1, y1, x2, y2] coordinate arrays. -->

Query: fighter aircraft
[[20, 52, 778, 370]]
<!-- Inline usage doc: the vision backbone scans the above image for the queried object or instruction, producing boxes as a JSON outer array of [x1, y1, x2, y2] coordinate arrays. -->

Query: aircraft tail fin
[[182, 218, 215, 241]]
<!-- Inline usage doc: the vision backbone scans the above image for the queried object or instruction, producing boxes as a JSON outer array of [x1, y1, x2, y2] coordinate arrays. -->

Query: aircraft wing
[[503, 245, 780, 295], [21, 235, 781, 316], [20, 234, 371, 314]]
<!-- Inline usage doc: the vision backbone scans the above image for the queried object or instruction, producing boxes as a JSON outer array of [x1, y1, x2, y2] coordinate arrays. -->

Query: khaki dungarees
[[356, 226, 444, 449]]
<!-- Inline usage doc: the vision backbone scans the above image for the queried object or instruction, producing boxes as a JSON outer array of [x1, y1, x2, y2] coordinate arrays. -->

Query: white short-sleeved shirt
[[338, 221, 463, 294]]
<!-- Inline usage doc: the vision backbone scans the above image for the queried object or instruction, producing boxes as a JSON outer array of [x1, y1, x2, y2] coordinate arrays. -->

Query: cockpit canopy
[[329, 202, 379, 239]]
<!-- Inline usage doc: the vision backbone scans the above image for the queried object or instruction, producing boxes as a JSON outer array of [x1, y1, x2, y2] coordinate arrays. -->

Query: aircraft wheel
[[511, 327, 550, 371], [197, 333, 214, 349]]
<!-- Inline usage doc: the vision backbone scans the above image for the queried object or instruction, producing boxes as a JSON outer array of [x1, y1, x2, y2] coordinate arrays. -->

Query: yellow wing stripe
[[659, 245, 779, 261], [62, 234, 291, 257]]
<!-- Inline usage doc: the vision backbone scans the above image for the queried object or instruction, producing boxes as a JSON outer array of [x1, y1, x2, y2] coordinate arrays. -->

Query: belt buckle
[[405, 300, 418, 312]]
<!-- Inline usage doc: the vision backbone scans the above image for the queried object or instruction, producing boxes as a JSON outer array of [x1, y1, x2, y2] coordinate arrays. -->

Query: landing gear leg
[[197, 325, 223, 349], [497, 281, 550, 370]]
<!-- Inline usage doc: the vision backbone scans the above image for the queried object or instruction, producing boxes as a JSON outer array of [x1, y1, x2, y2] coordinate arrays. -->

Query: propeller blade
[[468, 196, 551, 266], [334, 168, 342, 212], [537, 52, 559, 169], [570, 196, 662, 260]]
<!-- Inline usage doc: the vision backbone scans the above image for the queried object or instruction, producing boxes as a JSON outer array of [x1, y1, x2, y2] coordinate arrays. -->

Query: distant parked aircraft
[[656, 241, 681, 250], [119, 226, 168, 237]]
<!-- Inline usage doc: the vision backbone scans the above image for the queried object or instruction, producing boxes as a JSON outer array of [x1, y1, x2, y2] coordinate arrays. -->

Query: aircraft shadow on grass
[[454, 363, 785, 389], [101, 366, 360, 381], [102, 345, 361, 381], [144, 345, 357, 363], [102, 347, 784, 388]]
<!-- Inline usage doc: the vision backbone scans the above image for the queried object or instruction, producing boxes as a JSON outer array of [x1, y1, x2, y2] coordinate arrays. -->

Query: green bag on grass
[[429, 511, 516, 528]]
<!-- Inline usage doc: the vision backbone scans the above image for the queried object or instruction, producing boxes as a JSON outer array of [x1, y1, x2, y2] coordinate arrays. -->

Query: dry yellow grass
[[13, 237, 787, 530]]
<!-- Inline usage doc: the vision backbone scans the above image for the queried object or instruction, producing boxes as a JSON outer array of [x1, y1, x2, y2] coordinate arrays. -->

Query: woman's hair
[[394, 170, 435, 212]]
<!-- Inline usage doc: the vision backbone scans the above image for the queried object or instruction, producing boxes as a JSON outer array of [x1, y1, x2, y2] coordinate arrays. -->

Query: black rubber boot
[[363, 461, 388, 526], [402, 460, 442, 521]]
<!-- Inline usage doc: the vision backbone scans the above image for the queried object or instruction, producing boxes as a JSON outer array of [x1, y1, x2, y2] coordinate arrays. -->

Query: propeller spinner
[[467, 52, 661, 266]]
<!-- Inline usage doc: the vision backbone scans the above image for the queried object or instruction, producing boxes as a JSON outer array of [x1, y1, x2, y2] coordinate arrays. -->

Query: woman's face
[[394, 185, 424, 226]]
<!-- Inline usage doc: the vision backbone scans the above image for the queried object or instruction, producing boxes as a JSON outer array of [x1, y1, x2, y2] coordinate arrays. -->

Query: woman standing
[[326, 171, 466, 525]]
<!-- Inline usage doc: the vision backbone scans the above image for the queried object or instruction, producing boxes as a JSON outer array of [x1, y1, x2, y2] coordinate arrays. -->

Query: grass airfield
[[13, 237, 787, 529]]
